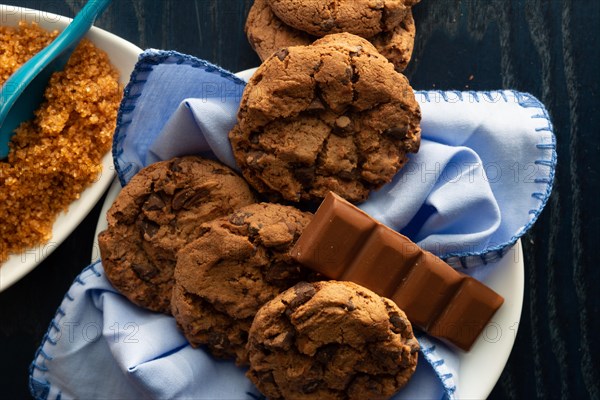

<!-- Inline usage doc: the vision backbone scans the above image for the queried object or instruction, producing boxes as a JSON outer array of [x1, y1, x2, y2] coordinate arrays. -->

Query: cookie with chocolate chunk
[[245, 0, 313, 61], [246, 280, 420, 399], [267, 0, 417, 38], [98, 156, 256, 314], [245, 0, 416, 72], [230, 33, 421, 203], [171, 203, 315, 365]]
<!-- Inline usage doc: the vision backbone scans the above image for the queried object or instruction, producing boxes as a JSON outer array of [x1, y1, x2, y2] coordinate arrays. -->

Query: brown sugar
[[0, 22, 122, 263]]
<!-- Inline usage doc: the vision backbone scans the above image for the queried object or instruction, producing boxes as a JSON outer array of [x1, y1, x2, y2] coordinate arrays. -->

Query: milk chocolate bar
[[291, 192, 504, 351]]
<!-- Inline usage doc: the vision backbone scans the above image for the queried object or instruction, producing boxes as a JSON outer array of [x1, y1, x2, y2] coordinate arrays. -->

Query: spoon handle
[[0, 0, 112, 158]]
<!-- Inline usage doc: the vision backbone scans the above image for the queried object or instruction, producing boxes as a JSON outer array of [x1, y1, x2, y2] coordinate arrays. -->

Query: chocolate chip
[[172, 181, 219, 210], [139, 219, 160, 238], [248, 223, 261, 237], [211, 167, 234, 176], [266, 330, 295, 350], [350, 65, 360, 84], [294, 166, 316, 186], [384, 125, 409, 140], [345, 298, 356, 311], [390, 314, 408, 332], [306, 97, 326, 111], [288, 282, 316, 310], [172, 189, 195, 210], [246, 152, 265, 170], [284, 221, 298, 237], [229, 211, 252, 226], [249, 132, 260, 144], [169, 158, 183, 172], [337, 169, 357, 180], [143, 193, 166, 211], [315, 343, 338, 364], [264, 262, 301, 285], [134, 191, 150, 206], [275, 48, 289, 61], [132, 263, 158, 280], [333, 115, 354, 137], [181, 188, 210, 208], [313, 60, 324, 73]]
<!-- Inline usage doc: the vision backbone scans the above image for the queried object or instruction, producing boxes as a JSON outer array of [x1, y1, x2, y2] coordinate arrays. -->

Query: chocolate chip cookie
[[245, 0, 416, 72], [246, 0, 416, 72], [98, 156, 256, 314], [171, 203, 315, 365], [246, 280, 420, 399], [230, 33, 421, 203], [245, 0, 313, 61], [267, 0, 418, 38]]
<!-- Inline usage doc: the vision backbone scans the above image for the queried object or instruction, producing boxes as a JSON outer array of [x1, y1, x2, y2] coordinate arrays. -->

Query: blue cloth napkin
[[30, 50, 556, 400]]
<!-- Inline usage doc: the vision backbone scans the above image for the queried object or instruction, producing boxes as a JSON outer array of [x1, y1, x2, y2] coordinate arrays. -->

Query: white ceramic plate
[[92, 68, 524, 398], [0, 6, 142, 292]]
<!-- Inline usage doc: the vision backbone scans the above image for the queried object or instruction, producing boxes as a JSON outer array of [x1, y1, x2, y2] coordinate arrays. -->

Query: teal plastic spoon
[[0, 0, 112, 159]]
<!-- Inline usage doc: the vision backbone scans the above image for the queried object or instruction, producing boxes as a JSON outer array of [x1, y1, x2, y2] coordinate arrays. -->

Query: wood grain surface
[[1, 1, 598, 399]]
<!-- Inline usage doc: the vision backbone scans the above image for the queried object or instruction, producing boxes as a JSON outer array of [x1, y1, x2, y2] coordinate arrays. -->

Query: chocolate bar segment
[[292, 192, 376, 279], [428, 278, 505, 351], [390, 251, 463, 330], [344, 224, 421, 297], [290, 192, 504, 351]]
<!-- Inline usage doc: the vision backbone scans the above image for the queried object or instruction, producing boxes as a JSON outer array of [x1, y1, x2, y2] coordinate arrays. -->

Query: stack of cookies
[[98, 4, 425, 399], [246, 0, 421, 72]]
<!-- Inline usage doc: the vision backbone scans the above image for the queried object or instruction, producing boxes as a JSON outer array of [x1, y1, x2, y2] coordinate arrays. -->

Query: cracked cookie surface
[[171, 203, 315, 365], [246, 280, 420, 400], [267, 0, 418, 38], [98, 156, 256, 314], [246, 0, 416, 72], [230, 33, 421, 204]]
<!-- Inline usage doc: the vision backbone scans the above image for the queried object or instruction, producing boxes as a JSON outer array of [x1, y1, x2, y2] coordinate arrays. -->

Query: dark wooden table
[[1, 1, 598, 398]]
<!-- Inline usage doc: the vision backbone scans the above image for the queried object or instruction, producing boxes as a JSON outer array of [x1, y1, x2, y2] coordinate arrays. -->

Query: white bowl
[[0, 5, 142, 291], [92, 68, 524, 400]]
